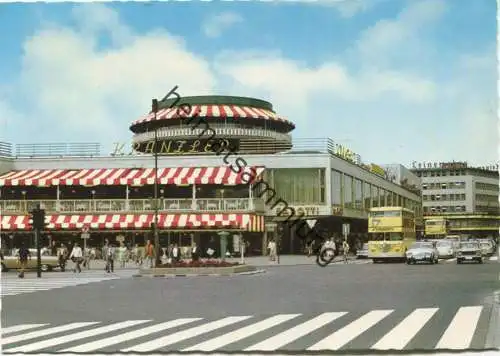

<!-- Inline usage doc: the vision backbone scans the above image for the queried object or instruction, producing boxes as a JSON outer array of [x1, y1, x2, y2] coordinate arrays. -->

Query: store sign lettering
[[334, 144, 360, 164], [370, 164, 386, 177], [275, 206, 320, 216], [110, 139, 239, 156]]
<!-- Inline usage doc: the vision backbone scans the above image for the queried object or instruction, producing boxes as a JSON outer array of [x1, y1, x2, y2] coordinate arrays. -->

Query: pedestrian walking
[[69, 242, 83, 273], [105, 243, 115, 273], [145, 240, 155, 268], [267, 239, 277, 262], [18, 243, 31, 278], [57, 243, 68, 272]]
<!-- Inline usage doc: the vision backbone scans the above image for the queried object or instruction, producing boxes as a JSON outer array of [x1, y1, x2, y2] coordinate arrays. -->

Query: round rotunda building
[[130, 96, 295, 155]]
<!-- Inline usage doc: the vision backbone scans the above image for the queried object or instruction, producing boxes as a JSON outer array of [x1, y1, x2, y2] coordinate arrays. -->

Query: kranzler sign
[[110, 139, 239, 156]]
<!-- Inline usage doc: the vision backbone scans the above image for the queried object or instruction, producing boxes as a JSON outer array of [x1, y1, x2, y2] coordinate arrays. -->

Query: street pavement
[[1, 254, 499, 353]]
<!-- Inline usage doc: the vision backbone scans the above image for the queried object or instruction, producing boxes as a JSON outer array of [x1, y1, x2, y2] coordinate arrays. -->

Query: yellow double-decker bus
[[424, 218, 449, 237], [367, 207, 416, 263]]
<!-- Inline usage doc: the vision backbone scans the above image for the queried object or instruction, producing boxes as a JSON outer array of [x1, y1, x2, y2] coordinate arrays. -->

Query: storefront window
[[271, 168, 323, 204], [355, 179, 363, 210], [372, 186, 379, 207], [344, 175, 353, 208], [332, 170, 343, 206], [380, 188, 386, 206], [386, 191, 393, 206], [363, 182, 371, 209]]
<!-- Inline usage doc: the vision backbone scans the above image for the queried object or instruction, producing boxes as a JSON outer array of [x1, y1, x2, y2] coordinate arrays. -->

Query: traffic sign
[[81, 233, 90, 239], [342, 223, 350, 236], [306, 219, 317, 228]]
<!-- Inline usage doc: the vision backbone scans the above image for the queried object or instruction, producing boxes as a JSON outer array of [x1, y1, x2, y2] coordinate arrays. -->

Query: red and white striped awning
[[133, 104, 294, 127], [0, 166, 264, 187], [1, 214, 265, 232]]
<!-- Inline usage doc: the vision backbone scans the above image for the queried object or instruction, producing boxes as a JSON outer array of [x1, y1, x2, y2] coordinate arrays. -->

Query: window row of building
[[475, 194, 499, 202], [424, 205, 467, 213], [449, 219, 499, 228], [475, 182, 499, 192], [415, 170, 467, 177], [474, 205, 499, 214], [422, 182, 466, 190], [423, 194, 466, 201]]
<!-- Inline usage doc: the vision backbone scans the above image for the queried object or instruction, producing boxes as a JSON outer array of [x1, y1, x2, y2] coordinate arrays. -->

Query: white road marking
[[6, 320, 150, 352], [245, 312, 347, 351], [121, 316, 252, 352], [62, 318, 202, 352], [436, 306, 483, 349], [307, 310, 394, 350], [1, 322, 100, 345], [1, 324, 48, 335], [371, 308, 439, 350], [184, 314, 300, 351], [1, 277, 120, 296]]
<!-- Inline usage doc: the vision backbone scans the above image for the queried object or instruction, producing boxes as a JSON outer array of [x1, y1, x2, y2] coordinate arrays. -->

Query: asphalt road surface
[[2, 258, 499, 353]]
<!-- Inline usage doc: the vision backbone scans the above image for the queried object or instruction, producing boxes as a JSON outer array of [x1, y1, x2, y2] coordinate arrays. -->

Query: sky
[[0, 0, 497, 167]]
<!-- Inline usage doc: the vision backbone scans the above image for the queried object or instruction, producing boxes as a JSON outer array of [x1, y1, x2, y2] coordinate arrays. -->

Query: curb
[[132, 269, 266, 278]]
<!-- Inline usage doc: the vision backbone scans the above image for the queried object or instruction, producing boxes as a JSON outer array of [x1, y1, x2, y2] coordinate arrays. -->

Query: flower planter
[[139, 264, 256, 276]]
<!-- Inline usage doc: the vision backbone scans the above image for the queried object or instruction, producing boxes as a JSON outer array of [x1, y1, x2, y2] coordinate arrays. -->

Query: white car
[[456, 241, 483, 264], [479, 241, 495, 256], [405, 241, 439, 265], [436, 240, 456, 259]]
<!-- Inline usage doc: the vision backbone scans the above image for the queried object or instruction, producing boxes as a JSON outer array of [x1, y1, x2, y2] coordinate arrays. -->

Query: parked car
[[478, 240, 495, 256], [456, 241, 483, 264], [1, 248, 60, 272], [356, 243, 369, 259], [405, 241, 439, 264], [436, 240, 456, 259]]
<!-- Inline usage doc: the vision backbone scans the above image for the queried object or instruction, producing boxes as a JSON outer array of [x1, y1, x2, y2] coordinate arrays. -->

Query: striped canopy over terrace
[[0, 167, 265, 187], [0, 214, 265, 232]]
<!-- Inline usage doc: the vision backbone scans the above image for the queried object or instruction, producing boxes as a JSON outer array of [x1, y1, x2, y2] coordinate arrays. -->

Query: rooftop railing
[[13, 143, 101, 158]]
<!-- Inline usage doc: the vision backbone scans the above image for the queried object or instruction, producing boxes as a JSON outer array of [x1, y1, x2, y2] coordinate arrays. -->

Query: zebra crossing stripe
[[308, 310, 394, 350], [245, 312, 348, 351], [436, 306, 483, 349], [183, 314, 301, 351], [1, 322, 100, 345], [61, 318, 202, 352], [5, 320, 151, 353], [121, 316, 252, 352], [371, 308, 439, 350], [1, 324, 49, 335]]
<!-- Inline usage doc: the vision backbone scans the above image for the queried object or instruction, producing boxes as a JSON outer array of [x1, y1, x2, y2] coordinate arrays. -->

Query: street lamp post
[[152, 99, 160, 266]]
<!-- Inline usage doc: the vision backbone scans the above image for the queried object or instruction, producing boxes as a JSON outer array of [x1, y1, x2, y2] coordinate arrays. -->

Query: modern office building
[[0, 94, 422, 255], [410, 161, 499, 239]]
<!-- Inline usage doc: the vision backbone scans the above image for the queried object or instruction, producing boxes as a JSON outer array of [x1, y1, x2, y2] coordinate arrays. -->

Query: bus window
[[384, 211, 401, 217]]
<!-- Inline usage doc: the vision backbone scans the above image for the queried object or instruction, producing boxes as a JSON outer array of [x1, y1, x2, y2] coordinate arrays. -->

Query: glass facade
[[355, 179, 363, 209], [332, 170, 343, 206], [344, 175, 354, 209], [271, 168, 324, 204], [364, 182, 371, 209], [269, 167, 420, 215]]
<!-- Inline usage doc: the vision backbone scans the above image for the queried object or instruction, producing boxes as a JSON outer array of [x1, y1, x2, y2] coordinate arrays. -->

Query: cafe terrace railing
[[0, 198, 265, 214]]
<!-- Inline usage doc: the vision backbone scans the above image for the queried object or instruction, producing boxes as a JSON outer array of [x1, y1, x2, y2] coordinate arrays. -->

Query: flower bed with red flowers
[[157, 259, 240, 268]]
